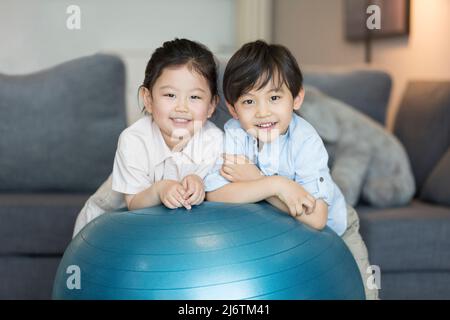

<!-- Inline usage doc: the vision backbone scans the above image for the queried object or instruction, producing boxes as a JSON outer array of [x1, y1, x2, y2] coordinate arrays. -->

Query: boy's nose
[[256, 104, 272, 118]]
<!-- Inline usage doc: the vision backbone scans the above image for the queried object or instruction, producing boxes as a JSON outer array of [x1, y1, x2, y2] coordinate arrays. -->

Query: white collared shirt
[[72, 116, 223, 238], [112, 115, 223, 195]]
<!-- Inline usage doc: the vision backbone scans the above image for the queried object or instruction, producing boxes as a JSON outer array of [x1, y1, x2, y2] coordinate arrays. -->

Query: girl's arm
[[125, 181, 163, 210], [126, 180, 194, 211]]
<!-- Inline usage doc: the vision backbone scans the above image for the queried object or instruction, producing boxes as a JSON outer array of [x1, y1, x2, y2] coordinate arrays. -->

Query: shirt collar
[[150, 117, 202, 165]]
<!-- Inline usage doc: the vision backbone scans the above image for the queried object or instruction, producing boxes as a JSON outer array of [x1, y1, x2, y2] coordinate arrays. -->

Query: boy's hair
[[223, 40, 303, 106], [139, 38, 218, 111]]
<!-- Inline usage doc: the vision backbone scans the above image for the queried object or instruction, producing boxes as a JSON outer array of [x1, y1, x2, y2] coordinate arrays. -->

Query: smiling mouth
[[171, 117, 192, 124], [255, 121, 278, 129]]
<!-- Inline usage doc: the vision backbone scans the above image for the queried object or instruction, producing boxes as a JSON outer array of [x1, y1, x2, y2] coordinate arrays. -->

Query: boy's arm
[[265, 196, 328, 230], [207, 176, 328, 231], [206, 176, 278, 203], [219, 154, 328, 230]]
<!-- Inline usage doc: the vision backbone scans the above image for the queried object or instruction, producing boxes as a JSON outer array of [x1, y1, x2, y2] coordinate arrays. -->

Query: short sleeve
[[204, 123, 246, 192], [112, 132, 152, 195], [294, 133, 335, 205], [191, 128, 225, 181]]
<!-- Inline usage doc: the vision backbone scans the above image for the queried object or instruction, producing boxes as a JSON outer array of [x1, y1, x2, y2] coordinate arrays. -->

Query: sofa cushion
[[303, 70, 392, 124], [0, 54, 127, 192], [0, 194, 89, 254], [420, 148, 450, 206], [299, 86, 415, 208], [357, 200, 450, 272], [379, 272, 450, 300], [0, 257, 61, 300], [394, 81, 450, 193]]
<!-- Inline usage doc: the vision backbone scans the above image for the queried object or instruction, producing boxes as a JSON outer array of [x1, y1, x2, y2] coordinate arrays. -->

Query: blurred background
[[0, 0, 449, 300], [1, 0, 448, 127]]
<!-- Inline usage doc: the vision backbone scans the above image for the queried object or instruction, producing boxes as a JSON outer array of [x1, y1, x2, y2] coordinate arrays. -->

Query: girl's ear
[[207, 95, 219, 119], [226, 102, 239, 119], [142, 87, 153, 114], [293, 87, 305, 111]]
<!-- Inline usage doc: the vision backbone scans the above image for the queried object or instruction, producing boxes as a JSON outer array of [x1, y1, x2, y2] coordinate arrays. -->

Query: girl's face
[[143, 64, 217, 150]]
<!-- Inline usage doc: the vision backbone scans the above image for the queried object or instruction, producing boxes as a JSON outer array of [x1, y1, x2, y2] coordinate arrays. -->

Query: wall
[[236, 0, 273, 46], [0, 0, 236, 123], [372, 0, 450, 129], [274, 0, 450, 130]]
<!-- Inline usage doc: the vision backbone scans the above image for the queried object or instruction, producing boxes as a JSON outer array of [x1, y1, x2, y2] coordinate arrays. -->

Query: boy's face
[[143, 64, 217, 150], [227, 81, 304, 143]]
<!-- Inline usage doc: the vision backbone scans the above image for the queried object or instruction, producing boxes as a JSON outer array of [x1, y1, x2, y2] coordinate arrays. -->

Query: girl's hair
[[139, 38, 218, 112], [223, 40, 303, 106]]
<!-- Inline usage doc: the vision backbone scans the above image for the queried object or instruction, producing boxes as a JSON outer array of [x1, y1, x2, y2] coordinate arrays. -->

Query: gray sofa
[[0, 54, 448, 299], [306, 73, 450, 299], [0, 54, 127, 299], [357, 81, 450, 299]]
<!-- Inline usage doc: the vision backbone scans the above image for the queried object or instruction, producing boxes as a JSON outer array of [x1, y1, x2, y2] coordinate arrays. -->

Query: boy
[[204, 40, 378, 300]]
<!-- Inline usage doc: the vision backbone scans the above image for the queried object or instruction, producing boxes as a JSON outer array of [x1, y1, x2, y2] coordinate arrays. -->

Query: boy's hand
[[181, 174, 205, 208], [273, 177, 317, 218], [157, 180, 191, 210], [221, 154, 263, 182]]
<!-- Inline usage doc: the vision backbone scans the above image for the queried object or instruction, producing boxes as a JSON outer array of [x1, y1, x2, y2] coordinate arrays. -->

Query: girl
[[73, 38, 224, 237]]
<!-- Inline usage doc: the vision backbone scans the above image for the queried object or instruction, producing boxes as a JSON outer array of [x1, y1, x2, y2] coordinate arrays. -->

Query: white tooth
[[258, 122, 274, 128]]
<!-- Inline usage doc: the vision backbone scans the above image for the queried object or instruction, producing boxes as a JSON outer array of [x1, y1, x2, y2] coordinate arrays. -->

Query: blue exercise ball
[[53, 202, 365, 299]]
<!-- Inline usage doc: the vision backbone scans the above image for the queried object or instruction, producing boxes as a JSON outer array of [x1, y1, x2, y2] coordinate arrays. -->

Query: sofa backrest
[[303, 70, 392, 125], [210, 59, 393, 130], [394, 81, 450, 195], [0, 54, 127, 193]]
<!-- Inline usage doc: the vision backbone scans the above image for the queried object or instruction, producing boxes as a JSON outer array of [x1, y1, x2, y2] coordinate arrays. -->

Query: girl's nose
[[175, 98, 189, 112]]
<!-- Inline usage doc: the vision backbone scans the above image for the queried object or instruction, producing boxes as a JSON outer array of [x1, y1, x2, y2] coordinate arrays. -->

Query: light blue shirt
[[204, 113, 347, 236]]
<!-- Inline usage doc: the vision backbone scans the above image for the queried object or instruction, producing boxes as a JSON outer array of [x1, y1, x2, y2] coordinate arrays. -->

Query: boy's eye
[[190, 95, 202, 100], [270, 96, 281, 101], [242, 99, 254, 105], [164, 93, 175, 98]]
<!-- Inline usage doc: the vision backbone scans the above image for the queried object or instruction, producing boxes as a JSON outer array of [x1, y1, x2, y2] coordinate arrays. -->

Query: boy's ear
[[207, 95, 219, 119], [226, 102, 239, 119], [142, 87, 153, 114], [293, 87, 305, 111]]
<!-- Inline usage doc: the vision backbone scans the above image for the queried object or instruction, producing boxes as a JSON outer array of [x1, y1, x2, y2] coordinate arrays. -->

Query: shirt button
[[320, 177, 324, 182]]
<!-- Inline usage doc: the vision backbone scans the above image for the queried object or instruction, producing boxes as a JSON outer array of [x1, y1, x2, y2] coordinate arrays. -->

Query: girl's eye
[[271, 96, 281, 101], [191, 95, 202, 100], [164, 93, 175, 98], [242, 99, 254, 105]]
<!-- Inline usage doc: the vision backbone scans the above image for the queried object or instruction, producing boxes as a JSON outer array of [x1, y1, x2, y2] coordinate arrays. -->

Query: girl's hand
[[157, 180, 191, 210], [220, 154, 263, 182], [273, 177, 317, 218], [181, 174, 205, 208]]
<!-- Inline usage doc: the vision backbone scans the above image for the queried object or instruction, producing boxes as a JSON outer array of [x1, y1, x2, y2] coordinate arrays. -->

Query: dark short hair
[[139, 38, 218, 111], [223, 40, 303, 105]]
